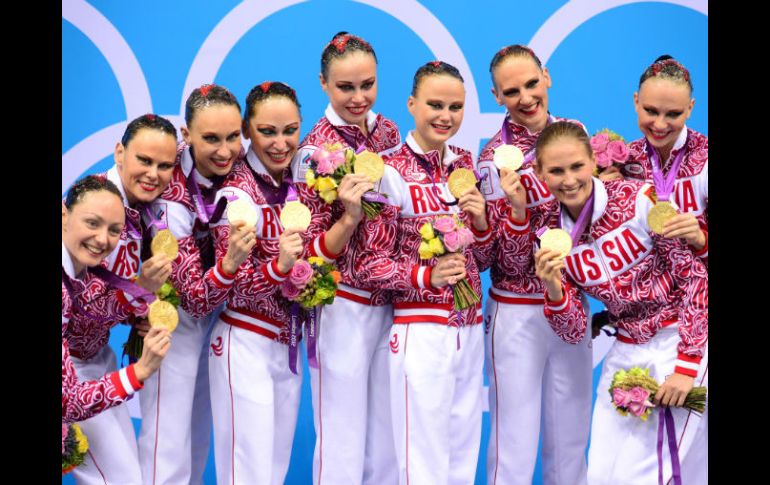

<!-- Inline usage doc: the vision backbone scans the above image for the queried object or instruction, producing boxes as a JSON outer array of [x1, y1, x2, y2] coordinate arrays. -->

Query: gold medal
[[150, 229, 178, 260], [448, 168, 478, 199], [148, 300, 178, 332], [647, 202, 678, 234], [226, 199, 258, 227], [353, 150, 385, 183], [280, 200, 312, 231], [493, 144, 524, 172], [540, 228, 573, 259]]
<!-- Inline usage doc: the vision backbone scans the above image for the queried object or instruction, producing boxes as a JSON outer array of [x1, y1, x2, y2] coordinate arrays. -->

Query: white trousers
[[309, 298, 397, 485], [587, 325, 708, 485], [137, 306, 219, 485], [208, 319, 302, 485], [71, 345, 142, 485], [484, 299, 592, 485], [389, 323, 484, 485]]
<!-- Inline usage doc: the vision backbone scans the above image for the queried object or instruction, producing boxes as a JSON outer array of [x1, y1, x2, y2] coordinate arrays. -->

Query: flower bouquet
[[62, 422, 89, 475], [418, 215, 480, 310], [609, 367, 707, 421], [590, 129, 630, 177]]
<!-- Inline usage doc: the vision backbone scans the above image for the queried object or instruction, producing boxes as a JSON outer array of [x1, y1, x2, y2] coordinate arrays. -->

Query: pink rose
[[316, 157, 335, 175], [607, 140, 629, 164], [433, 216, 457, 233], [612, 388, 631, 407], [290, 260, 314, 288], [590, 133, 610, 153], [627, 386, 650, 404], [458, 227, 475, 247], [329, 151, 347, 170], [627, 400, 648, 417], [281, 280, 302, 300], [443, 231, 462, 252], [595, 150, 613, 169]]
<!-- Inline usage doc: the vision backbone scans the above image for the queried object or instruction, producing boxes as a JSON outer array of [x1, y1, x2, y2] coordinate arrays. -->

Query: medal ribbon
[[186, 167, 230, 225], [646, 132, 689, 202], [500, 114, 556, 166], [334, 118, 378, 154]]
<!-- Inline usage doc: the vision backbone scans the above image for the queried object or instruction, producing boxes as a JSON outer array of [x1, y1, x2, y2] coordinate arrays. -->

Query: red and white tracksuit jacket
[[64, 166, 149, 360], [500, 178, 708, 376], [623, 126, 708, 265], [62, 244, 145, 424], [293, 104, 402, 306], [210, 150, 298, 344], [476, 114, 584, 302], [353, 133, 495, 326], [149, 143, 240, 317]]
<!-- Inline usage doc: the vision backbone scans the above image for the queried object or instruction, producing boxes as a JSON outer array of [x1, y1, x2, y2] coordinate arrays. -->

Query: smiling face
[[321, 50, 378, 131], [182, 103, 243, 179], [408, 74, 466, 153], [492, 55, 552, 133], [634, 77, 694, 159], [62, 190, 126, 275], [536, 136, 596, 220], [114, 128, 178, 206], [243, 96, 301, 180]]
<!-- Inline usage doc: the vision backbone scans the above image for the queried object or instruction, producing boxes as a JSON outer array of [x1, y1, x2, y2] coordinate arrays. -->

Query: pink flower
[[590, 133, 610, 153], [316, 157, 335, 175], [596, 150, 613, 169], [290, 260, 314, 288], [458, 227, 475, 247], [607, 140, 629, 164], [62, 423, 68, 453], [627, 399, 654, 417], [612, 388, 631, 407], [281, 280, 301, 300], [627, 386, 650, 404], [443, 231, 462, 252], [433, 216, 457, 233], [329, 150, 347, 170]]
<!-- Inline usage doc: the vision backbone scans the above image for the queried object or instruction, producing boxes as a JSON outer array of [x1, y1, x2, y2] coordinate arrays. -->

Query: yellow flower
[[320, 190, 337, 204], [428, 237, 445, 256], [308, 256, 325, 266], [72, 424, 89, 454], [325, 142, 344, 153], [316, 176, 338, 193], [419, 223, 435, 241], [418, 241, 434, 260], [305, 170, 317, 188]]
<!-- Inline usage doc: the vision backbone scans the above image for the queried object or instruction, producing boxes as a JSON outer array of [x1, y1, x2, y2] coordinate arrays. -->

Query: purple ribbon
[[124, 211, 143, 240], [556, 185, 595, 244], [499, 114, 555, 167], [61, 266, 156, 323], [288, 303, 302, 375], [657, 407, 682, 485], [89, 266, 156, 305], [143, 206, 168, 232], [251, 169, 298, 207], [361, 190, 390, 204], [306, 306, 318, 369], [646, 132, 689, 202], [334, 118, 379, 154], [186, 168, 229, 225]]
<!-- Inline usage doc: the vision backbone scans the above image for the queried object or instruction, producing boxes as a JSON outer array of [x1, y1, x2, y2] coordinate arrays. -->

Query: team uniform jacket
[[62, 244, 144, 423], [623, 127, 709, 264], [65, 167, 151, 360], [210, 149, 298, 344], [476, 115, 584, 304], [293, 105, 402, 306], [499, 178, 708, 377], [353, 133, 495, 326], [148, 143, 239, 317]]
